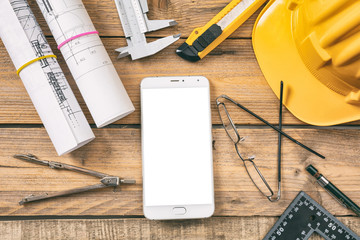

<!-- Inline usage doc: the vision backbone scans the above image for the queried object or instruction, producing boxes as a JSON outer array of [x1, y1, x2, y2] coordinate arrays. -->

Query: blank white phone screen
[[142, 86, 213, 206]]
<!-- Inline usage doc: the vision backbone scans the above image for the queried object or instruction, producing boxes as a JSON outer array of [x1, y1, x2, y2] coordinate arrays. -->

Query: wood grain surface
[[0, 128, 359, 217], [26, 0, 259, 38], [0, 217, 359, 240], [1, 0, 360, 239], [0, 37, 303, 125]]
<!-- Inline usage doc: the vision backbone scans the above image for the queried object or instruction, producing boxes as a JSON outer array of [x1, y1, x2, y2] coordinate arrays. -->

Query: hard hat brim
[[252, 0, 360, 126]]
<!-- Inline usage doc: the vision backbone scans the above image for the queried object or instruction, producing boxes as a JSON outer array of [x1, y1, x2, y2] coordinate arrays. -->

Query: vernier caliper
[[114, 0, 180, 60]]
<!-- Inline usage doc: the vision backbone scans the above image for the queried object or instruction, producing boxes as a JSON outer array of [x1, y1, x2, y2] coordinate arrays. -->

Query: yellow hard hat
[[253, 0, 360, 126]]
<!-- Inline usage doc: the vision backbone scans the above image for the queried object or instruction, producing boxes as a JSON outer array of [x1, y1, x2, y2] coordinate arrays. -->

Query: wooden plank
[[0, 217, 359, 240], [0, 128, 359, 216], [0, 37, 333, 125], [27, 0, 260, 38]]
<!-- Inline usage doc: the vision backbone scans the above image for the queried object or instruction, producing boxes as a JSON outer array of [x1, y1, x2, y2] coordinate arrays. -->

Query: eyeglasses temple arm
[[222, 95, 325, 159]]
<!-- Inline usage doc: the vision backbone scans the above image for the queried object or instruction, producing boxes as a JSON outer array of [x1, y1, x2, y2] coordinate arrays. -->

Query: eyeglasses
[[216, 97, 279, 201], [216, 86, 325, 202]]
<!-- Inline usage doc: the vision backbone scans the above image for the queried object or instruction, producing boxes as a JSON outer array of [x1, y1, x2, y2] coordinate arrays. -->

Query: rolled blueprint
[[0, 0, 95, 155], [36, 0, 135, 128]]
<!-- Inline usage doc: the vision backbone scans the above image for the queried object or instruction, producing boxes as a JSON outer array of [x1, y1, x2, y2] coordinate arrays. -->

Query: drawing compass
[[114, 0, 180, 60], [14, 154, 136, 205]]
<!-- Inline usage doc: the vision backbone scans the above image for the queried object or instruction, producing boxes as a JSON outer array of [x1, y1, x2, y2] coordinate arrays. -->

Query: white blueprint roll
[[36, 0, 135, 128], [0, 0, 95, 155]]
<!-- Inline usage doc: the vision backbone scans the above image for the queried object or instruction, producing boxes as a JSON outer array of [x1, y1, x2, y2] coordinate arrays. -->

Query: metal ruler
[[264, 191, 359, 240]]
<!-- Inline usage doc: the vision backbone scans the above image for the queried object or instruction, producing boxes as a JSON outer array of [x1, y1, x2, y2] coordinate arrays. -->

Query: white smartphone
[[141, 76, 214, 220]]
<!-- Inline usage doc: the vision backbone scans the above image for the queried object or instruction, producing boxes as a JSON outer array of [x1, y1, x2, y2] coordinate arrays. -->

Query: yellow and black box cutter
[[176, 0, 267, 62]]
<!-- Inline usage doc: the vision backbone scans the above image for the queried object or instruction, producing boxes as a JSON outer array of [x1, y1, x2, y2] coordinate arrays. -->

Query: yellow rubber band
[[16, 55, 57, 75]]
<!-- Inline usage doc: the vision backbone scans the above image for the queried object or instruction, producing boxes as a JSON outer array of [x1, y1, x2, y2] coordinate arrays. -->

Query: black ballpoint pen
[[306, 164, 360, 216]]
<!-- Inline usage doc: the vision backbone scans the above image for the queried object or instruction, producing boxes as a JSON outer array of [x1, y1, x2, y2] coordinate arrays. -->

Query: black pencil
[[278, 81, 283, 187]]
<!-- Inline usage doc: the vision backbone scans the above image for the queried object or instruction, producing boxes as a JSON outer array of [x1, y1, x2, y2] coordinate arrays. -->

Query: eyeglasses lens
[[244, 159, 273, 198], [218, 103, 239, 143]]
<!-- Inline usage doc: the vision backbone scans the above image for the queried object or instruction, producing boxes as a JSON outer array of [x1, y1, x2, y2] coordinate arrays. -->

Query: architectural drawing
[[36, 0, 135, 128], [12, 0, 78, 124], [0, 0, 95, 155]]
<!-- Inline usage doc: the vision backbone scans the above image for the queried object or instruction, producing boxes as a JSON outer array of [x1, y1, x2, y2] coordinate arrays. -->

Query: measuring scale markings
[[11, 0, 81, 125], [114, 0, 180, 60], [131, 0, 147, 34], [118, 1, 132, 37], [264, 191, 359, 240], [121, 0, 147, 45]]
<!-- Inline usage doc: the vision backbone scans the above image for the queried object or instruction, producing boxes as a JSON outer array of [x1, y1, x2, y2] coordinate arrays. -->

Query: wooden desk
[[0, 0, 359, 239]]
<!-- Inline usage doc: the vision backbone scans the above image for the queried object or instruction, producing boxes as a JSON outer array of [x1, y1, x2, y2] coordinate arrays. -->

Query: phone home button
[[173, 207, 186, 215]]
